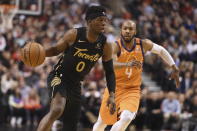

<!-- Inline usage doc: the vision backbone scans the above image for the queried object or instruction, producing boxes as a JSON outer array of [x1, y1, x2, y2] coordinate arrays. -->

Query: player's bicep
[[102, 42, 113, 62], [56, 29, 77, 53]]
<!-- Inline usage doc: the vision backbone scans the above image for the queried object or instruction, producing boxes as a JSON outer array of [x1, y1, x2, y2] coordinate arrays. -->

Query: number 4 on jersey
[[125, 67, 132, 78]]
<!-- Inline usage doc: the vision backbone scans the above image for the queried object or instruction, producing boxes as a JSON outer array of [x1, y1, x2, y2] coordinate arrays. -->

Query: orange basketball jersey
[[99, 38, 144, 125], [115, 38, 144, 90]]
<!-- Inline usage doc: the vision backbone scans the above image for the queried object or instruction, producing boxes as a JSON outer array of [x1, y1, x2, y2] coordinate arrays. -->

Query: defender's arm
[[102, 42, 116, 95], [143, 39, 180, 88]]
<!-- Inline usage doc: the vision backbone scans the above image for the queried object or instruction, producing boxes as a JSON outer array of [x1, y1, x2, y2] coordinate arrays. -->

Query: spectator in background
[[146, 91, 163, 130], [9, 87, 25, 128], [189, 95, 197, 115], [81, 81, 101, 131], [37, 80, 50, 114], [180, 71, 193, 93], [0, 51, 11, 69], [0, 72, 18, 125], [24, 88, 41, 126], [178, 94, 188, 113], [0, 34, 6, 51], [180, 95, 197, 131], [132, 88, 149, 131], [1, 72, 17, 94], [161, 91, 181, 130]]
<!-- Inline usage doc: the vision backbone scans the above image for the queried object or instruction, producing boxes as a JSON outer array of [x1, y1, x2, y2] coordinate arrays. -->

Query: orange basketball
[[20, 42, 45, 67]]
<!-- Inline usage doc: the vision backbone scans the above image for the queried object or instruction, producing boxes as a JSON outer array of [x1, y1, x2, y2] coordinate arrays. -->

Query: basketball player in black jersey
[[37, 6, 116, 131]]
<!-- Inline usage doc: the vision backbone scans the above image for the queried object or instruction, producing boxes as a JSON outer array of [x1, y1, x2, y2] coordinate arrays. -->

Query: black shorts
[[47, 71, 82, 131], [47, 71, 81, 99]]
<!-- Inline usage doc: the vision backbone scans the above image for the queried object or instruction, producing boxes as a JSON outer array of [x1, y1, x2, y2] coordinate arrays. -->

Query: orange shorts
[[99, 87, 140, 125]]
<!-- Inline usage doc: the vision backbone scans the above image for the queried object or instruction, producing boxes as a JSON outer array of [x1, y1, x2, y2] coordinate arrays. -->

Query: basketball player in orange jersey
[[93, 20, 180, 131], [36, 6, 116, 131]]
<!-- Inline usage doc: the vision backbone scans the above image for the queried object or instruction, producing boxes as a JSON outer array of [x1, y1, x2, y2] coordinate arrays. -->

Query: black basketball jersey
[[54, 27, 106, 84]]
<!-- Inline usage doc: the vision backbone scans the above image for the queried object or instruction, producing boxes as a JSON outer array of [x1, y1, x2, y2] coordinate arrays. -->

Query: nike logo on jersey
[[78, 40, 86, 42], [95, 43, 101, 49]]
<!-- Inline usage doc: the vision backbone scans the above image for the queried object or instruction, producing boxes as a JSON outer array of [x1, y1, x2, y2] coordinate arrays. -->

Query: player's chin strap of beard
[[85, 11, 107, 21], [121, 34, 135, 43]]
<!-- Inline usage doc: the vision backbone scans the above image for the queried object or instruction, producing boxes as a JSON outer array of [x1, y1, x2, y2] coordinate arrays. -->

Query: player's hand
[[107, 92, 116, 115], [127, 60, 142, 69], [170, 64, 180, 88]]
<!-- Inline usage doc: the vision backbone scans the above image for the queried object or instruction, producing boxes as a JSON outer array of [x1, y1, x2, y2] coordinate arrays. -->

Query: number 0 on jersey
[[76, 61, 85, 72]]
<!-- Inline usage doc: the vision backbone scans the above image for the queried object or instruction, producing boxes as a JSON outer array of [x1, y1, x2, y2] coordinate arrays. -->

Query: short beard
[[121, 34, 135, 43]]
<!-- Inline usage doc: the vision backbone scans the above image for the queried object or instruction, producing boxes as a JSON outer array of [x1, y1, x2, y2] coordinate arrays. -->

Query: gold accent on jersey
[[51, 76, 61, 87], [76, 61, 85, 72], [74, 47, 100, 62]]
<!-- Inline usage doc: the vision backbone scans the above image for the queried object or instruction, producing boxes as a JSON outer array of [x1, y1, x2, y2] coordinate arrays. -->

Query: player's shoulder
[[140, 38, 153, 44], [140, 38, 154, 51], [111, 38, 121, 54], [134, 37, 149, 45], [64, 28, 78, 38], [62, 28, 78, 44]]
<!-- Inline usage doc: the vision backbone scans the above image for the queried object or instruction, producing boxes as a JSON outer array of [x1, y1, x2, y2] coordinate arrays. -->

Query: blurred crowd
[[0, 0, 197, 131]]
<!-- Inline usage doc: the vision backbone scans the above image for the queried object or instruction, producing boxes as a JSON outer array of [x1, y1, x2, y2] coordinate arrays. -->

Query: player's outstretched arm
[[143, 39, 180, 88], [102, 42, 116, 114], [45, 29, 77, 57]]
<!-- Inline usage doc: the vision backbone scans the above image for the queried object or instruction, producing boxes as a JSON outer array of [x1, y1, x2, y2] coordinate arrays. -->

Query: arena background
[[0, 0, 197, 131]]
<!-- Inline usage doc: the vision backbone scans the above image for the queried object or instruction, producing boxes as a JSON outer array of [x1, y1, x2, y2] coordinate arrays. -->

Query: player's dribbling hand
[[169, 64, 180, 88], [107, 93, 116, 115]]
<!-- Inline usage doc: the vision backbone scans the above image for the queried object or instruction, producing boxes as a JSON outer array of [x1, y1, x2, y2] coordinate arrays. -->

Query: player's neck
[[124, 38, 135, 49], [86, 27, 99, 43]]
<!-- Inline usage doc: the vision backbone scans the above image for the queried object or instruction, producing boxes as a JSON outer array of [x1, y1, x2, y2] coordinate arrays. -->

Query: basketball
[[20, 42, 45, 67]]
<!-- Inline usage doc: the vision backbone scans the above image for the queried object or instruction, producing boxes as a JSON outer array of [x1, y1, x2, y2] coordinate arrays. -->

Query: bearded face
[[121, 21, 136, 43]]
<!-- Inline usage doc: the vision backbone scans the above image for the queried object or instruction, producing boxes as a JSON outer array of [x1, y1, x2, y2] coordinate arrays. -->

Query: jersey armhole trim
[[140, 39, 145, 62], [73, 28, 80, 44]]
